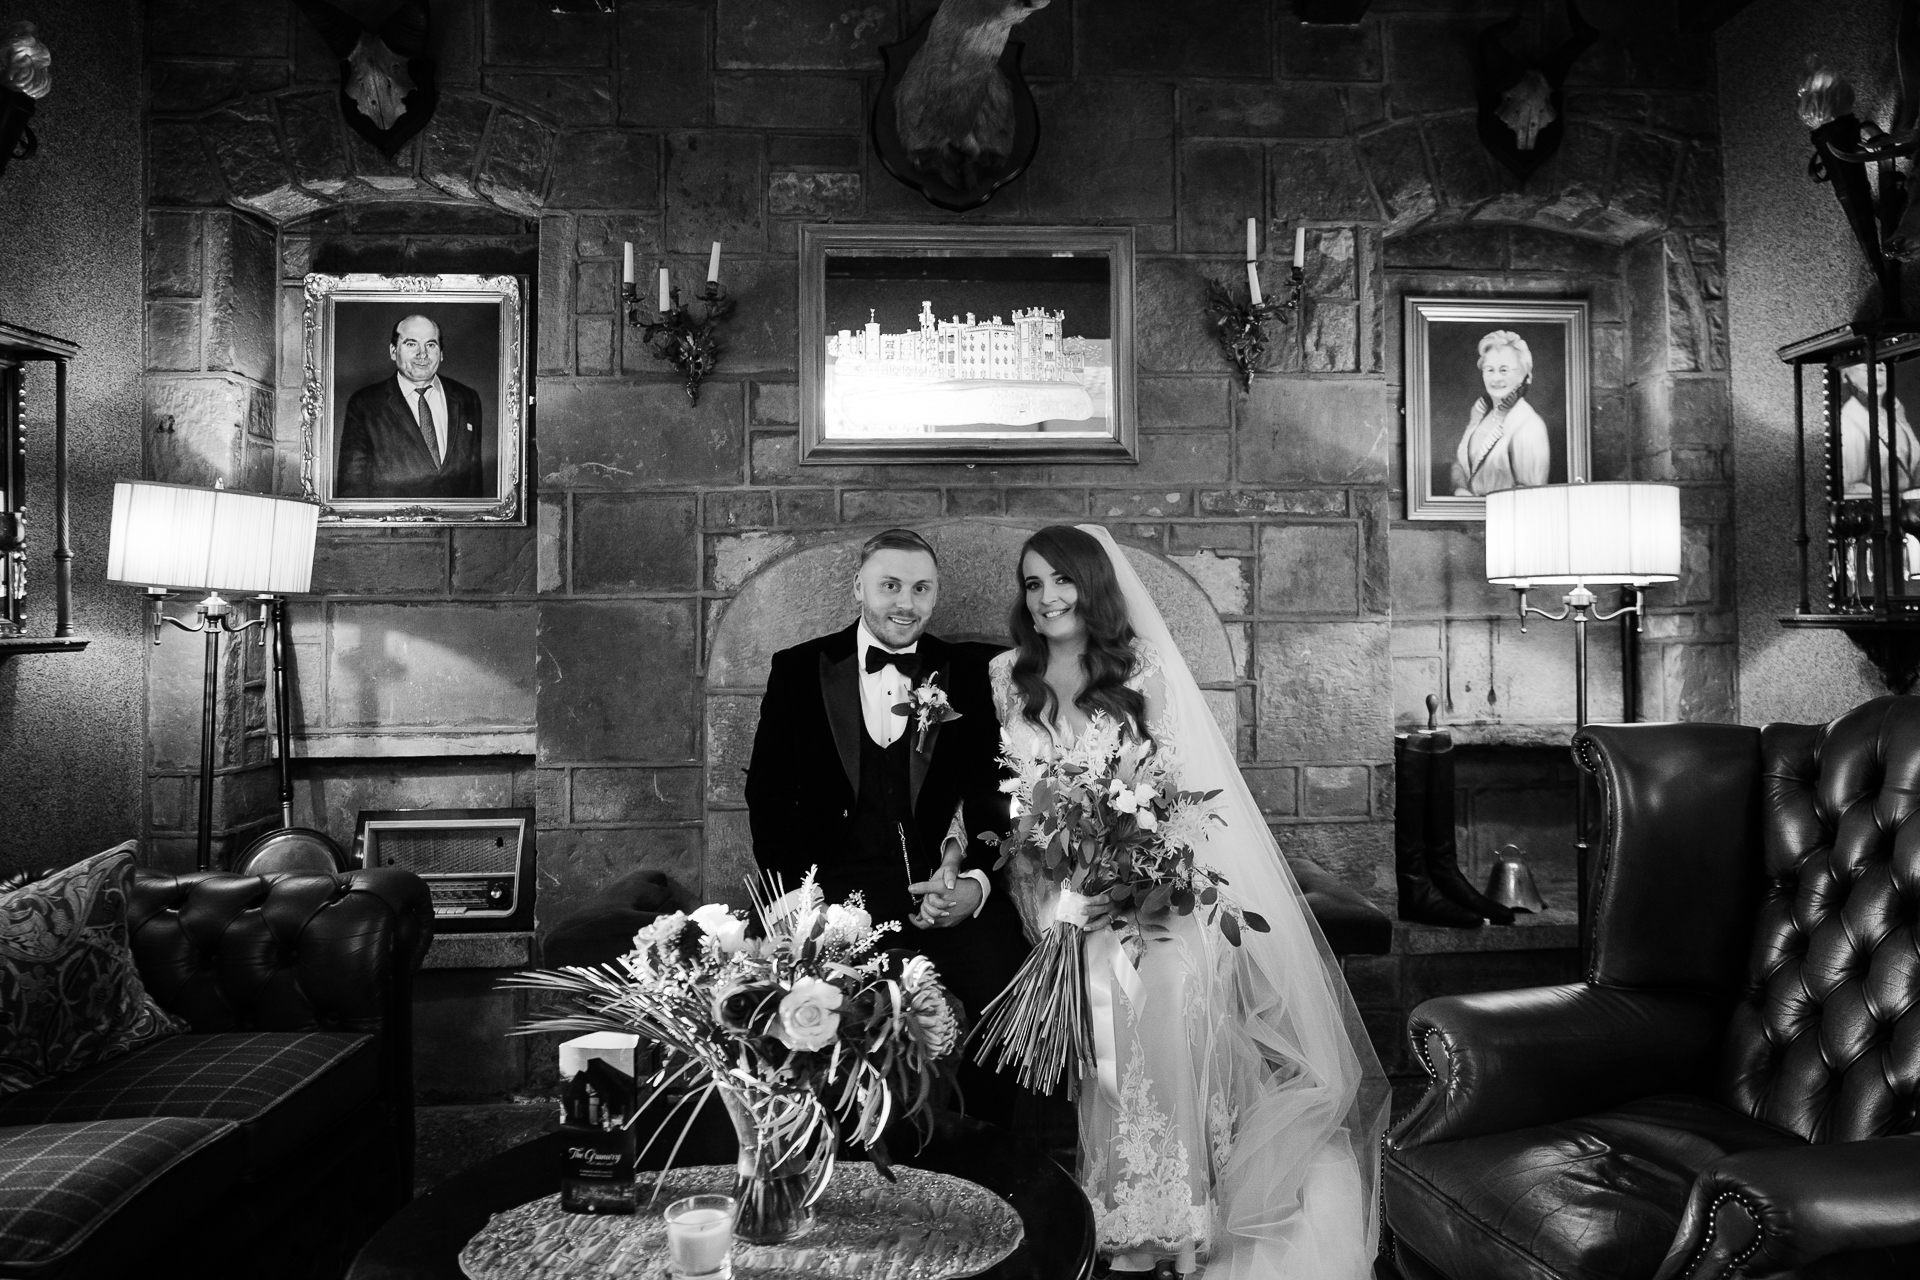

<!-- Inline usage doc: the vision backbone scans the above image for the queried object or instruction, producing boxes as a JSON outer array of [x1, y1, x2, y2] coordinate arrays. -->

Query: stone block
[[327, 602, 535, 730], [538, 494, 566, 593], [537, 600, 699, 761], [1506, 227, 1617, 275], [537, 216, 575, 376], [1352, 121, 1432, 234], [768, 171, 862, 218], [578, 215, 663, 267], [946, 490, 1004, 517], [665, 133, 765, 253], [1170, 522, 1254, 555], [1184, 84, 1346, 139], [1139, 378, 1229, 430], [1093, 491, 1192, 521], [486, 73, 615, 126], [842, 489, 942, 523], [147, 302, 202, 372], [150, 0, 286, 57], [278, 91, 350, 196], [767, 134, 860, 168], [572, 767, 704, 823], [716, 0, 894, 70], [575, 315, 614, 376], [1169, 548, 1249, 614], [477, 111, 555, 215], [1006, 488, 1088, 519], [150, 122, 225, 208], [1650, 93, 1718, 138], [1026, 81, 1174, 221], [454, 526, 538, 595], [751, 383, 800, 426], [1389, 525, 1510, 619], [146, 376, 258, 486], [1305, 228, 1358, 299], [708, 530, 797, 593], [1080, 0, 1266, 75], [705, 492, 775, 531], [1608, 129, 1683, 237], [1180, 142, 1264, 255], [1281, 16, 1382, 81], [310, 534, 449, 594], [1531, 122, 1611, 232], [749, 432, 867, 485], [150, 60, 244, 112], [572, 494, 699, 591], [617, 1, 709, 125], [1677, 522, 1716, 606], [205, 213, 276, 386], [1256, 621, 1393, 762], [699, 258, 796, 374], [1198, 489, 1346, 518], [484, 0, 612, 66], [1135, 258, 1233, 375], [146, 212, 204, 299], [1305, 765, 1372, 818], [203, 102, 322, 222], [716, 75, 863, 131], [540, 380, 744, 487], [1245, 766, 1298, 816], [535, 828, 702, 939], [1261, 523, 1359, 616], [1271, 141, 1378, 223], [549, 131, 661, 208], [1384, 19, 1476, 115], [776, 489, 840, 525], [705, 694, 764, 804], [703, 810, 759, 909], [1280, 820, 1393, 905], [1239, 379, 1391, 485], [1425, 115, 1502, 212], [1304, 300, 1360, 373], [423, 95, 496, 200]]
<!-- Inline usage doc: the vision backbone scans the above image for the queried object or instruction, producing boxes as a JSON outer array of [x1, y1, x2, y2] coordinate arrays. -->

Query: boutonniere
[[892, 674, 962, 753]]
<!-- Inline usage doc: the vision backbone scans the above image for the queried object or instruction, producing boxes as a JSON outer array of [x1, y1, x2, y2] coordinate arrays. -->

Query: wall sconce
[[622, 240, 735, 406], [1208, 220, 1305, 391], [0, 23, 51, 183], [107, 481, 319, 871]]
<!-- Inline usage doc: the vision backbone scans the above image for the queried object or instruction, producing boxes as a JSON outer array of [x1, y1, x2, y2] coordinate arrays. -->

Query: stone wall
[[132, 0, 1737, 1096]]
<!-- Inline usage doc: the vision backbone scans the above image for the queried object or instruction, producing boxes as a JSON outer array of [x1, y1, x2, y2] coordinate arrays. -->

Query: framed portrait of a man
[[301, 273, 526, 525], [1403, 297, 1591, 521]]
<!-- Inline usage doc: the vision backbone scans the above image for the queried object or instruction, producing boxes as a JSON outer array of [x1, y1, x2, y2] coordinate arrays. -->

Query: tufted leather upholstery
[[1384, 699, 1920, 1280]]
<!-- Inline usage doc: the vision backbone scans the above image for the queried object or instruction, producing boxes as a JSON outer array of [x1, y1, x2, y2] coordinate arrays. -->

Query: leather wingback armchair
[[1383, 698, 1920, 1280]]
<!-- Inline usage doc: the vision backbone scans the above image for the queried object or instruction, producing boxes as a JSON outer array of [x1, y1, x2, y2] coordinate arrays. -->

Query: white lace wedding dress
[[987, 528, 1387, 1279]]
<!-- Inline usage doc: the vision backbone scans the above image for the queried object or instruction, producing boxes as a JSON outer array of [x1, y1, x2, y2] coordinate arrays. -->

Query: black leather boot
[[1394, 733, 1482, 928], [1423, 732, 1516, 925]]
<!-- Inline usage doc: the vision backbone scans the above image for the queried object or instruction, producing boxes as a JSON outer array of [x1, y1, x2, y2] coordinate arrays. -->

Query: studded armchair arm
[[1651, 1136, 1920, 1279], [1391, 983, 1726, 1150]]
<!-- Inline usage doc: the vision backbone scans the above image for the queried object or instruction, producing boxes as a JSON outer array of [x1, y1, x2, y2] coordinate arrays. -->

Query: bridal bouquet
[[971, 713, 1266, 1096], [505, 871, 963, 1238]]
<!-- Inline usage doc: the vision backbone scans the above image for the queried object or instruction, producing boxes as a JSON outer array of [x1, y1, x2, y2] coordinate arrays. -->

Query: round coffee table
[[349, 1108, 1094, 1280]]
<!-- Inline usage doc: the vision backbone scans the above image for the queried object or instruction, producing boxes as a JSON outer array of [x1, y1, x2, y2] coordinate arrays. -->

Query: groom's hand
[[906, 869, 982, 928]]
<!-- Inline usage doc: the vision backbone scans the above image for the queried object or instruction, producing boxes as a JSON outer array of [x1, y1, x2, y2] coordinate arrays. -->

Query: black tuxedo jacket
[[336, 374, 487, 499], [744, 624, 1011, 906]]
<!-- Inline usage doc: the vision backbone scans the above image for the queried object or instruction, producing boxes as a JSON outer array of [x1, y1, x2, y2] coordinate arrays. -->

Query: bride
[[987, 525, 1387, 1278]]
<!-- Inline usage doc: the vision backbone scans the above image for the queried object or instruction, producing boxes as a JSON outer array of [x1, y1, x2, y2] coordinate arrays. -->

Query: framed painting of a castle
[[799, 225, 1137, 464]]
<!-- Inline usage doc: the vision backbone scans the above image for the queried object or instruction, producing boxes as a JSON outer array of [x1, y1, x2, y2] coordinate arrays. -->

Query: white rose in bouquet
[[775, 976, 845, 1052], [689, 902, 750, 953]]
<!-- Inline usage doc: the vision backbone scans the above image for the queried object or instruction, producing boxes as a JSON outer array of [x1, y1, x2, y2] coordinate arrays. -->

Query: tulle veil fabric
[[1079, 524, 1389, 1278]]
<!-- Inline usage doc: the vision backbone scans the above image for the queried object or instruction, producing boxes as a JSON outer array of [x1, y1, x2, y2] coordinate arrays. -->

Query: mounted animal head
[[292, 0, 437, 156], [1473, 0, 1597, 178], [892, 0, 1049, 200]]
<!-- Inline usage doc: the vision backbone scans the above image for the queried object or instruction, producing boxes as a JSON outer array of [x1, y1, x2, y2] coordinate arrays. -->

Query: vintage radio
[[355, 808, 535, 933]]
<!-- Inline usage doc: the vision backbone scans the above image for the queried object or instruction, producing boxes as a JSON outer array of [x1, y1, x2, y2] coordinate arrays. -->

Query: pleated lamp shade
[[107, 481, 319, 595], [1485, 482, 1682, 586]]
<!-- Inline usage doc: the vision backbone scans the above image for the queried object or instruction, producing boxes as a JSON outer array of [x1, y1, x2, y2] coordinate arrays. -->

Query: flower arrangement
[[505, 871, 963, 1242], [971, 712, 1266, 1096], [892, 672, 962, 752]]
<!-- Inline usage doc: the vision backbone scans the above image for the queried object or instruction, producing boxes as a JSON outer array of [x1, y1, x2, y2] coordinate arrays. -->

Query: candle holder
[[623, 280, 734, 406], [1206, 264, 1305, 391]]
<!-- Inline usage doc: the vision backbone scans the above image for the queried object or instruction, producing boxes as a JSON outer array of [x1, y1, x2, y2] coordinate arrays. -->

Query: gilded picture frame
[[301, 273, 527, 526], [799, 224, 1137, 464], [1403, 296, 1591, 521]]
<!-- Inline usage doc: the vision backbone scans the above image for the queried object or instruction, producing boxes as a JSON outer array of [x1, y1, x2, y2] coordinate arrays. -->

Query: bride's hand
[[1052, 885, 1116, 933]]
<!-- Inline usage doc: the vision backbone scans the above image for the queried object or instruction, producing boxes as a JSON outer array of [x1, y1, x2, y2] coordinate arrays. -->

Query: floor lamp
[[107, 481, 319, 871], [1484, 482, 1682, 950]]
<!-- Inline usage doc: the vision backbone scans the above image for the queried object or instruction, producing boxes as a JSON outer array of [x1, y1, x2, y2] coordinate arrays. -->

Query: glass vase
[[718, 1085, 834, 1245]]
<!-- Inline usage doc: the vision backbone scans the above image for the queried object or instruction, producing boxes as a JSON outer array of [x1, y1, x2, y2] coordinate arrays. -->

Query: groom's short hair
[[859, 528, 937, 566]]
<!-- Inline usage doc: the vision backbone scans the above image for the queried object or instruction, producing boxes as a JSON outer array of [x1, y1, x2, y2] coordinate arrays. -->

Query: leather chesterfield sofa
[[0, 867, 432, 1280], [1384, 698, 1920, 1280]]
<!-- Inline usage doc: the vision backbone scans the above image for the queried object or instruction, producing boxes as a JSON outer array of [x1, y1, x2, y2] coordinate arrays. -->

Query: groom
[[744, 528, 1029, 1125]]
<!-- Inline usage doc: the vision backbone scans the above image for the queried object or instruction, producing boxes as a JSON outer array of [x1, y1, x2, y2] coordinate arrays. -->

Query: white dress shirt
[[402, 375, 449, 462], [853, 621, 990, 913]]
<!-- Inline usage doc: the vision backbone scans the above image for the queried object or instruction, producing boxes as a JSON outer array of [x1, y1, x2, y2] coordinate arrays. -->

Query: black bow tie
[[865, 647, 922, 677]]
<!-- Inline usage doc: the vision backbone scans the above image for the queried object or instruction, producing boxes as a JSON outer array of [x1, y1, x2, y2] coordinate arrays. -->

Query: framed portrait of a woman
[[1403, 297, 1590, 521]]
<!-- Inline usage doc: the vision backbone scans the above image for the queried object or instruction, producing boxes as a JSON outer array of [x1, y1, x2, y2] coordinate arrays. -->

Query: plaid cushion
[[0, 845, 189, 1098], [0, 1117, 243, 1271], [0, 1032, 376, 1180]]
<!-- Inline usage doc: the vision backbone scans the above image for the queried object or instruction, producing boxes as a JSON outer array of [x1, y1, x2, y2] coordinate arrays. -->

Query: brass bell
[[1484, 845, 1548, 913]]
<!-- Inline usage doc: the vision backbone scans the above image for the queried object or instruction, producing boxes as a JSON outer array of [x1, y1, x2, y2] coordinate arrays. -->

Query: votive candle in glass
[[664, 1194, 736, 1279]]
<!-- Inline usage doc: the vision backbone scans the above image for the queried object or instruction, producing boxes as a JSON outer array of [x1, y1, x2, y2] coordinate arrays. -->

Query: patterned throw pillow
[[0, 843, 189, 1097]]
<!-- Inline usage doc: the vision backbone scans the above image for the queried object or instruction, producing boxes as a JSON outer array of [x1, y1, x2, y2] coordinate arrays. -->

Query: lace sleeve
[[1129, 639, 1181, 766], [988, 649, 1018, 729]]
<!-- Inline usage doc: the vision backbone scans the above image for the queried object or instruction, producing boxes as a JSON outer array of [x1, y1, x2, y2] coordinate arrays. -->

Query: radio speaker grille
[[370, 827, 518, 876]]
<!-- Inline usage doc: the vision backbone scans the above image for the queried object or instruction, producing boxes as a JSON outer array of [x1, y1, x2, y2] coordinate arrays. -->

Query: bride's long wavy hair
[[1007, 525, 1146, 735]]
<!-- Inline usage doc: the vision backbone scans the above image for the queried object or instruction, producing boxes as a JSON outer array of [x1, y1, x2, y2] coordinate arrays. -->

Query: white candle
[[622, 242, 634, 285], [707, 241, 722, 284], [1294, 226, 1307, 269], [665, 1201, 734, 1276], [1246, 216, 1257, 263], [658, 266, 671, 313], [1247, 261, 1263, 306]]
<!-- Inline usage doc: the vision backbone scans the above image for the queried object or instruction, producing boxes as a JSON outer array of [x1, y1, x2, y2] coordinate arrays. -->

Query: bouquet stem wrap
[[970, 920, 1092, 1098]]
